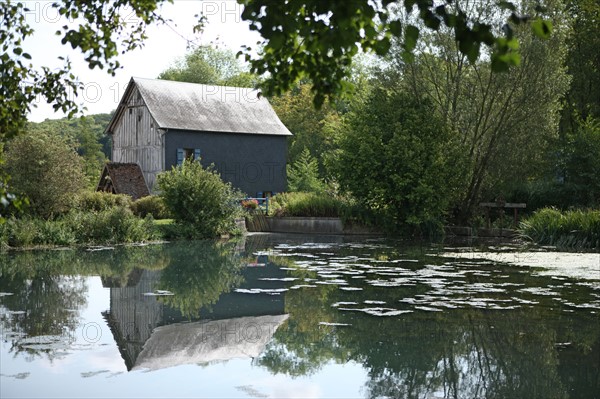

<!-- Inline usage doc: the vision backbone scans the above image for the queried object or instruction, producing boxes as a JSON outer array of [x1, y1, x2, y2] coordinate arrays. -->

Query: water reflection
[[0, 235, 599, 398]]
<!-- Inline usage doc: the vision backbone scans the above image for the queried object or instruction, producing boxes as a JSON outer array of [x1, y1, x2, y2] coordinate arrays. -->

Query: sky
[[22, 0, 260, 122]]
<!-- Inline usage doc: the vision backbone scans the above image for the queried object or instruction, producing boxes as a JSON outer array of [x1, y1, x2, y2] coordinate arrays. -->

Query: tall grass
[[271, 192, 344, 217], [269, 192, 378, 228], [1, 207, 159, 249], [519, 207, 600, 249]]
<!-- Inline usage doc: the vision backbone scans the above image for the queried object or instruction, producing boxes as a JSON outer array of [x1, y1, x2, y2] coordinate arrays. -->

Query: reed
[[519, 207, 600, 249]]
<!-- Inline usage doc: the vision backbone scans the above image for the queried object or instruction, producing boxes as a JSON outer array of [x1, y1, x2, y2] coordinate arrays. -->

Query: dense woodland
[[1, 0, 599, 240]]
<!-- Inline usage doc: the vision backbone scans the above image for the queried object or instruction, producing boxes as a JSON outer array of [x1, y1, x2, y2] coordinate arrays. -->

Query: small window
[[177, 148, 201, 165]]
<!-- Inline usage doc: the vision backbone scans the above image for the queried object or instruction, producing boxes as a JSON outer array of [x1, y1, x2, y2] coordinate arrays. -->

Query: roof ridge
[[132, 76, 255, 91]]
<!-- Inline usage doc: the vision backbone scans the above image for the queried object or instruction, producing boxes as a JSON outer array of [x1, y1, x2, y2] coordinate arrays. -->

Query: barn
[[105, 77, 292, 196]]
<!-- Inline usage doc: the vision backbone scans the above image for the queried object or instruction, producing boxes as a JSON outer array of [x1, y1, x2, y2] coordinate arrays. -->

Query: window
[[177, 148, 201, 165]]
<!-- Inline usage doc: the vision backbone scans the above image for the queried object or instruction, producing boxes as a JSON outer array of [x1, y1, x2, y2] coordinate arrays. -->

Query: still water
[[1, 234, 599, 398]]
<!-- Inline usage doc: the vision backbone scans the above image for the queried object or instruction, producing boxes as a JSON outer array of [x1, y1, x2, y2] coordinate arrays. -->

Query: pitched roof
[[132, 314, 289, 371], [97, 162, 150, 200], [107, 77, 292, 136]]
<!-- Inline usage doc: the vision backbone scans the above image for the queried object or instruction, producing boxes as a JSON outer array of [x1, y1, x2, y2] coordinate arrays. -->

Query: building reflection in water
[[102, 240, 288, 371]]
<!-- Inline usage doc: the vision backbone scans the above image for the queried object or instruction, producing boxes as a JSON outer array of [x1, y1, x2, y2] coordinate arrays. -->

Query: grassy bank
[[0, 208, 160, 250], [269, 192, 376, 227], [519, 207, 600, 249], [0, 190, 236, 251]]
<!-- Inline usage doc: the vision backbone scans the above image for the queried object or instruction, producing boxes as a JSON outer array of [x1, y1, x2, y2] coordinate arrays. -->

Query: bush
[[157, 160, 244, 238], [4, 131, 86, 218], [1, 217, 76, 247], [0, 207, 158, 248], [131, 195, 170, 219], [519, 207, 600, 249], [271, 192, 343, 217], [74, 191, 132, 212], [64, 207, 158, 244], [287, 148, 326, 193], [333, 87, 463, 237]]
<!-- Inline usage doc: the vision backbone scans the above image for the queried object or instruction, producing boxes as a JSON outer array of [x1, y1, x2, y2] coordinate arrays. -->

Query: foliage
[[271, 84, 343, 177], [0, 207, 157, 248], [3, 131, 86, 218], [519, 207, 600, 249], [74, 191, 132, 212], [131, 195, 171, 219], [28, 114, 112, 187], [158, 45, 258, 87], [560, 117, 600, 206], [287, 148, 327, 193], [271, 192, 345, 218], [560, 0, 600, 133], [64, 207, 157, 244], [156, 240, 245, 318], [1, 0, 168, 140], [400, 0, 570, 221], [333, 87, 462, 236], [512, 117, 600, 211], [1, 217, 77, 248], [0, 171, 28, 222], [157, 160, 244, 238], [238, 0, 552, 106]]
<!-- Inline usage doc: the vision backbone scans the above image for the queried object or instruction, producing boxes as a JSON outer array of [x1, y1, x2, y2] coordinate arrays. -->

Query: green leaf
[[532, 19, 552, 39], [498, 1, 516, 11], [389, 20, 402, 37], [404, 25, 420, 52]]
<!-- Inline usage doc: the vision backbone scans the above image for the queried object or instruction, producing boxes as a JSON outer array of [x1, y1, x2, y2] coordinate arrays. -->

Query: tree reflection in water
[[256, 239, 600, 399], [0, 237, 598, 398], [155, 240, 245, 318]]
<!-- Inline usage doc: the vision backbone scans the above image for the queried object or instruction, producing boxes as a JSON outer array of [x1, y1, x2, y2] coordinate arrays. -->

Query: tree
[[271, 84, 342, 178], [560, 0, 600, 133], [287, 148, 327, 193], [0, 0, 556, 218], [28, 114, 111, 188], [157, 160, 244, 238], [0, 0, 553, 140], [1, 0, 168, 217], [559, 117, 600, 206], [158, 45, 259, 87], [334, 87, 463, 235], [0, 0, 168, 141], [3, 131, 86, 218], [399, 0, 569, 221], [238, 0, 553, 106]]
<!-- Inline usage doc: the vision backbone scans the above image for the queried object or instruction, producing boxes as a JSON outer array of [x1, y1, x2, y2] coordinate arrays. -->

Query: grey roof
[[132, 314, 289, 371], [117, 77, 291, 136]]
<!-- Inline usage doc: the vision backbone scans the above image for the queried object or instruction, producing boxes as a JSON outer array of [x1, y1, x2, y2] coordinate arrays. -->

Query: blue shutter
[[176, 148, 184, 165], [194, 148, 201, 162]]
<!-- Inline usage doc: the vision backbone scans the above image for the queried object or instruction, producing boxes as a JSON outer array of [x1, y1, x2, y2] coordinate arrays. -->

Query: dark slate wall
[[165, 130, 288, 196]]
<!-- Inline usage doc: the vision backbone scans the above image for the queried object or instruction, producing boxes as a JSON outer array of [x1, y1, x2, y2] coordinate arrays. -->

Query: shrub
[[4, 131, 86, 218], [157, 160, 244, 238], [333, 87, 463, 237], [64, 207, 158, 244], [1, 217, 76, 247], [272, 192, 343, 217], [131, 195, 170, 219], [287, 148, 326, 193], [74, 191, 133, 212], [519, 207, 600, 249]]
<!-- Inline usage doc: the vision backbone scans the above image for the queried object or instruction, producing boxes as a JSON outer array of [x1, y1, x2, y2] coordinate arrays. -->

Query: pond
[[1, 234, 599, 398]]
